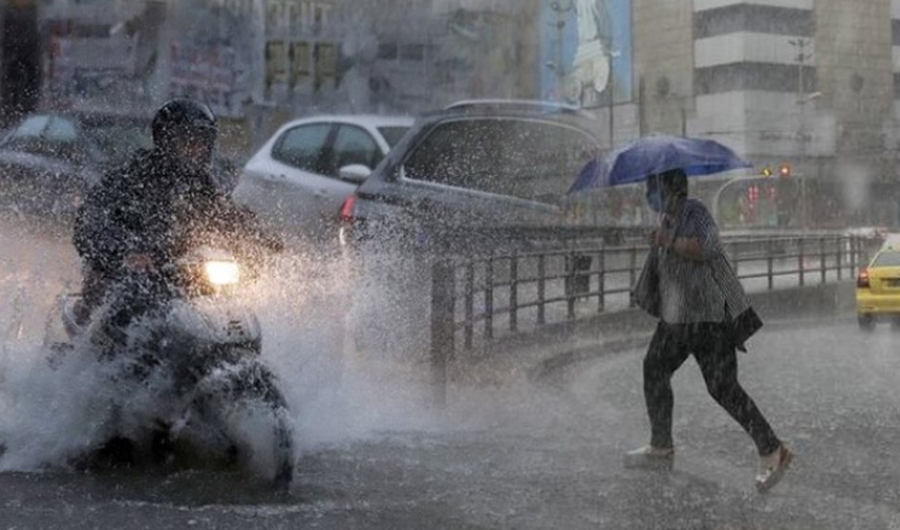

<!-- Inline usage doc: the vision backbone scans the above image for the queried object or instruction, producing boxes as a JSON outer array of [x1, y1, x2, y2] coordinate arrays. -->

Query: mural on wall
[[169, 0, 258, 118], [46, 33, 135, 102], [539, 0, 632, 108], [433, 8, 528, 101], [43, 3, 148, 107]]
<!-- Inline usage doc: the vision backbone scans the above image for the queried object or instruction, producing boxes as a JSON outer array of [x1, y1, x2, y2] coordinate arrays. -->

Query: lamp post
[[604, 47, 621, 149]]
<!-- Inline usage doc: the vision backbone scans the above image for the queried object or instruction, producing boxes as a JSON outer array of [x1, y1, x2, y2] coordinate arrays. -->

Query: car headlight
[[204, 261, 240, 286]]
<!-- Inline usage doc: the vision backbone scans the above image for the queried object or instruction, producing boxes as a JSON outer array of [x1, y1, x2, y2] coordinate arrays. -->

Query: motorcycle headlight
[[204, 261, 240, 286]]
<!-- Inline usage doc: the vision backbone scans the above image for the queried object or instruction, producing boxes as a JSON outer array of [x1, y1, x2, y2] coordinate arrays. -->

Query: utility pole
[[598, 46, 620, 149], [789, 37, 813, 229], [608, 51, 614, 148]]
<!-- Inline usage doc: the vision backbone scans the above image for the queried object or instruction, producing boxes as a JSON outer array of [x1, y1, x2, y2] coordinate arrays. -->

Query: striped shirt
[[657, 198, 750, 324]]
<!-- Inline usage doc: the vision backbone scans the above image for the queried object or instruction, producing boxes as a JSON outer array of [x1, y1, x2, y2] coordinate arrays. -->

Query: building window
[[892, 20, 900, 47], [694, 5, 814, 39], [401, 44, 425, 61], [893, 73, 900, 99], [290, 42, 311, 89], [378, 43, 398, 60], [695, 63, 817, 95], [314, 43, 337, 93], [265, 41, 288, 88]]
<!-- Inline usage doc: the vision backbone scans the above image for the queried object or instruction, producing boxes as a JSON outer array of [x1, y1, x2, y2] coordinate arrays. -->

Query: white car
[[233, 115, 413, 241]]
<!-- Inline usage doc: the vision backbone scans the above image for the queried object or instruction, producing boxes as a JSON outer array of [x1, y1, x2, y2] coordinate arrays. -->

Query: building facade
[[623, 0, 899, 225], [32, 0, 542, 154]]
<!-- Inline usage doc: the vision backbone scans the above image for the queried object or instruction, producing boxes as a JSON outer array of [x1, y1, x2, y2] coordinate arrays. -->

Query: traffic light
[[761, 167, 773, 177], [778, 164, 791, 177]]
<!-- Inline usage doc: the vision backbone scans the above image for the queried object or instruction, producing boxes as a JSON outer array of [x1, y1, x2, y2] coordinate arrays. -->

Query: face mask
[[646, 186, 665, 213]]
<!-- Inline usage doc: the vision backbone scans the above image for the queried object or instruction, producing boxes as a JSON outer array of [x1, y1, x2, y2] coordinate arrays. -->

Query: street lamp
[[789, 38, 815, 229]]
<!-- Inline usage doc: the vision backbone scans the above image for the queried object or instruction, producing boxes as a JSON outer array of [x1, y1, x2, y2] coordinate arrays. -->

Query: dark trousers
[[644, 321, 781, 456]]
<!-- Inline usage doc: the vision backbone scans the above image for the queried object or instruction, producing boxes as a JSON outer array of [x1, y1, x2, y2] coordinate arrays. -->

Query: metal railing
[[428, 234, 875, 402], [428, 233, 875, 401]]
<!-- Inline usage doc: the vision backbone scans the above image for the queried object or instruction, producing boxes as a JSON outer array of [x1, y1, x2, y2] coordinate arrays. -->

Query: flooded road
[[0, 320, 898, 529], [1, 219, 899, 529]]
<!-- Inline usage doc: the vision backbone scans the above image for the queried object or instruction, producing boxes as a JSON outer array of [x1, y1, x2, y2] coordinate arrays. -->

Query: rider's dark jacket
[[73, 148, 280, 309]]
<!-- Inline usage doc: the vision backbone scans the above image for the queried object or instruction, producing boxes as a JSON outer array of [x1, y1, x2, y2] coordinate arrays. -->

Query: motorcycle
[[43, 246, 295, 488]]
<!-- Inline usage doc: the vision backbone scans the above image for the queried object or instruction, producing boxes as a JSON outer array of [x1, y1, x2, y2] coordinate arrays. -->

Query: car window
[[332, 125, 381, 172], [402, 118, 599, 203], [873, 251, 900, 267], [272, 123, 332, 174], [45, 117, 79, 143], [11, 115, 50, 139], [377, 126, 410, 149]]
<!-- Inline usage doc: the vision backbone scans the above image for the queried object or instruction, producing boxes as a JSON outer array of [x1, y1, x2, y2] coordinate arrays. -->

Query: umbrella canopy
[[569, 135, 752, 192]]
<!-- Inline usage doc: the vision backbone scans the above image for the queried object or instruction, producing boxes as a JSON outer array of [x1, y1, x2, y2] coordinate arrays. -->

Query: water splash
[[0, 223, 439, 474]]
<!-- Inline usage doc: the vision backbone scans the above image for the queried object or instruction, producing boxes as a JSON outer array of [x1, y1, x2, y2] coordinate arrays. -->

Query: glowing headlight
[[204, 261, 240, 286]]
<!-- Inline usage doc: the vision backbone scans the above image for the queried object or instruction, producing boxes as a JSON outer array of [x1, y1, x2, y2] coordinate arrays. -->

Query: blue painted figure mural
[[540, 0, 632, 108]]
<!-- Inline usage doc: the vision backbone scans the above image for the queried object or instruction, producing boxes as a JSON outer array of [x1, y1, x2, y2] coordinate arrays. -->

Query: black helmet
[[151, 98, 218, 149]]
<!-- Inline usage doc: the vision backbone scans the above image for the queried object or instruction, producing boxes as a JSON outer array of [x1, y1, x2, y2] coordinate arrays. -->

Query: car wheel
[[858, 315, 876, 332]]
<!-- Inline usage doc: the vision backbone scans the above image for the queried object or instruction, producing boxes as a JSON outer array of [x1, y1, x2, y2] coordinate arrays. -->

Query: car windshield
[[377, 126, 410, 149], [874, 251, 900, 267], [403, 118, 598, 204]]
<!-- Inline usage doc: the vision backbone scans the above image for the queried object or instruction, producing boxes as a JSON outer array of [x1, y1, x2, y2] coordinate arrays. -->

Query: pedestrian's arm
[[657, 204, 719, 261], [73, 179, 137, 271]]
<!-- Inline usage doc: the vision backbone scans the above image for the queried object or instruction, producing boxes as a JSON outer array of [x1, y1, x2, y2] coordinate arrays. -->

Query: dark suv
[[340, 101, 604, 253]]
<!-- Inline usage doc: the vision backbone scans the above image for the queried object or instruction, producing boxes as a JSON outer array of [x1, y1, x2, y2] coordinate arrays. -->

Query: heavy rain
[[0, 0, 898, 529]]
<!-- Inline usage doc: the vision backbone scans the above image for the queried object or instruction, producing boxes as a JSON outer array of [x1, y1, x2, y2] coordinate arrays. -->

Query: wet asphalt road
[[1, 320, 900, 529]]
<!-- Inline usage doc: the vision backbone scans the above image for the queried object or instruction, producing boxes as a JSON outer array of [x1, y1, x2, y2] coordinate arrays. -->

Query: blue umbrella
[[569, 134, 752, 192]]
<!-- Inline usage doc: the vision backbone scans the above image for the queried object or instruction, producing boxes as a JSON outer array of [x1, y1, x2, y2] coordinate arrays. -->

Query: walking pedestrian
[[628, 168, 792, 493]]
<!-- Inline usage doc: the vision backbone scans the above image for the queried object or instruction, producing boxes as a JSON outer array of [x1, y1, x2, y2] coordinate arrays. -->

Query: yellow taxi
[[857, 243, 900, 330]]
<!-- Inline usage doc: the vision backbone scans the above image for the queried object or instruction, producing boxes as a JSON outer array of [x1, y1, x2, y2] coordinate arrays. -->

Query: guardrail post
[[820, 237, 826, 284], [598, 245, 606, 313], [537, 254, 546, 325], [567, 250, 576, 319], [767, 239, 774, 291], [861, 237, 870, 270], [485, 256, 494, 340], [836, 238, 842, 281], [430, 260, 455, 409], [798, 239, 805, 287], [628, 245, 638, 308], [509, 251, 518, 333], [464, 262, 474, 350], [732, 242, 740, 276]]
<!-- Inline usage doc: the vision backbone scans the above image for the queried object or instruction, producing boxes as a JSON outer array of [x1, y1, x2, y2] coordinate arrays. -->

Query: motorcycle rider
[[73, 98, 281, 345]]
